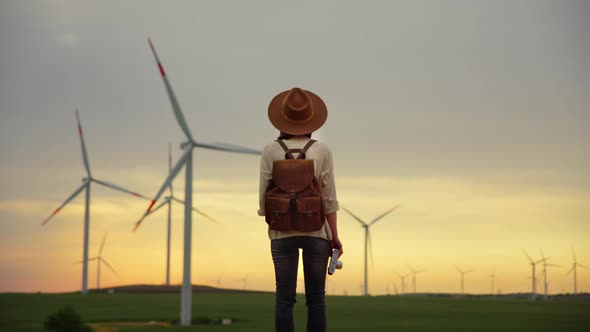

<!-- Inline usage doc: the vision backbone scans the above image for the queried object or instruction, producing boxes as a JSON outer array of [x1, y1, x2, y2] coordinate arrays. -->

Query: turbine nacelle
[[180, 141, 194, 150]]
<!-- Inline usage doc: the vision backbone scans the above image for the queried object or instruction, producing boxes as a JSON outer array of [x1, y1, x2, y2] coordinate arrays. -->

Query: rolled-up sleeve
[[258, 145, 272, 216], [320, 147, 339, 214]]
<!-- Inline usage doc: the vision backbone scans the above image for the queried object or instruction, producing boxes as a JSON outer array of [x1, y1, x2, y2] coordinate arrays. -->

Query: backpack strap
[[276, 139, 317, 160], [299, 139, 317, 159]]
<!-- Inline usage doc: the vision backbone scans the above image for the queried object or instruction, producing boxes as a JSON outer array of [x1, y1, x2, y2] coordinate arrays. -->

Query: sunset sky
[[1, 0, 588, 295]]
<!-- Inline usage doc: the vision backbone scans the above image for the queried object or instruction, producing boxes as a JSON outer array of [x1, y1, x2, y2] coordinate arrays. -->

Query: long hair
[[277, 131, 312, 140]]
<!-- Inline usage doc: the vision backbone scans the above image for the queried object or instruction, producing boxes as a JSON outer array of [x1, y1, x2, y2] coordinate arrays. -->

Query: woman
[[259, 87, 343, 332]]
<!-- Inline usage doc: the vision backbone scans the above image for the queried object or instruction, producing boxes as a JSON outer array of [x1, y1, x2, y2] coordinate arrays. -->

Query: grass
[[1, 292, 589, 331]]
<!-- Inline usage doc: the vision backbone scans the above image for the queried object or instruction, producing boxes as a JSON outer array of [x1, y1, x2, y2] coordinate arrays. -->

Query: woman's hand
[[331, 236, 343, 258]]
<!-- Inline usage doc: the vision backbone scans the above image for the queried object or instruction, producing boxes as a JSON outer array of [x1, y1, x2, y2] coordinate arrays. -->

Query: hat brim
[[268, 89, 328, 135]]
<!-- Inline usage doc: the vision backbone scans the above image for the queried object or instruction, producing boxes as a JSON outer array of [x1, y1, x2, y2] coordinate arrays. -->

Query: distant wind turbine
[[396, 272, 409, 294], [42, 110, 149, 294], [209, 276, 223, 288], [407, 265, 425, 293], [522, 249, 547, 301], [567, 247, 588, 296], [134, 38, 260, 327], [76, 233, 118, 290], [392, 281, 399, 295], [342, 205, 400, 296], [138, 144, 216, 286], [489, 270, 496, 296], [239, 274, 249, 290], [540, 250, 559, 300], [455, 266, 473, 295]]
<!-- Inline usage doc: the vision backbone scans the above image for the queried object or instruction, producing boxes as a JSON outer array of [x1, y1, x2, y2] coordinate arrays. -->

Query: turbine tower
[[540, 250, 559, 300], [134, 39, 260, 326], [341, 205, 399, 296], [455, 266, 473, 295], [523, 250, 547, 301], [407, 265, 425, 294], [567, 247, 588, 296], [139, 144, 216, 286], [42, 110, 149, 294]]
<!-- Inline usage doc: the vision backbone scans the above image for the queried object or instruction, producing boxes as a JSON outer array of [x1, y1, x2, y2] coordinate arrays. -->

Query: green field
[[1, 292, 589, 331]]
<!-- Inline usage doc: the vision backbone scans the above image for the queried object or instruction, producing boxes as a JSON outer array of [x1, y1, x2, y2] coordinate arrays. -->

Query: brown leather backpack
[[264, 139, 325, 232]]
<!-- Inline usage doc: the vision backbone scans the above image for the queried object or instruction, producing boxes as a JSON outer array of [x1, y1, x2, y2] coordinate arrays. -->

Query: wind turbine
[[567, 247, 588, 296], [396, 272, 409, 294], [134, 39, 260, 326], [209, 276, 223, 288], [342, 205, 399, 296], [540, 250, 559, 300], [523, 250, 547, 301], [489, 271, 496, 296], [77, 233, 118, 290], [392, 281, 399, 295], [407, 265, 425, 293], [138, 144, 216, 286], [240, 274, 249, 290], [42, 110, 149, 294], [455, 266, 473, 295]]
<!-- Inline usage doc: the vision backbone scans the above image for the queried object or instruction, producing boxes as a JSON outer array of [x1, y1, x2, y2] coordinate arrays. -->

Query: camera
[[328, 249, 343, 275]]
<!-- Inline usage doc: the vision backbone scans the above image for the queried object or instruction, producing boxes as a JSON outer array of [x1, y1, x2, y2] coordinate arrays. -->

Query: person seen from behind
[[259, 87, 343, 332]]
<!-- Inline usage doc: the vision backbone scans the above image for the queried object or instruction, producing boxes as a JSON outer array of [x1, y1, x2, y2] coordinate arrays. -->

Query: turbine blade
[[578, 264, 590, 269], [75, 110, 92, 177], [148, 38, 195, 142], [100, 258, 118, 276], [341, 206, 367, 226], [566, 266, 575, 275], [168, 143, 174, 196], [144, 197, 171, 217], [170, 197, 217, 223], [369, 205, 400, 226], [535, 257, 549, 264], [522, 249, 534, 263], [42, 182, 88, 225], [194, 141, 261, 155], [92, 178, 149, 200], [74, 257, 98, 264], [134, 145, 192, 231], [98, 233, 107, 256], [454, 265, 463, 273]]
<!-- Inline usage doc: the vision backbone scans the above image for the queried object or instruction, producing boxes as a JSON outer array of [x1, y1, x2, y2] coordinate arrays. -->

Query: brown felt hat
[[268, 87, 328, 135]]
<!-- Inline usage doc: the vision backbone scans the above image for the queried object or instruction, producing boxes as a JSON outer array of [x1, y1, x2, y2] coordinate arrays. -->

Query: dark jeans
[[271, 236, 332, 332]]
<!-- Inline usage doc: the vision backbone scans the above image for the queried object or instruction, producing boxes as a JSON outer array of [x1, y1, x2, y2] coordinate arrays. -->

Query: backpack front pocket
[[295, 197, 324, 232], [265, 196, 292, 231]]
